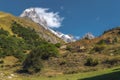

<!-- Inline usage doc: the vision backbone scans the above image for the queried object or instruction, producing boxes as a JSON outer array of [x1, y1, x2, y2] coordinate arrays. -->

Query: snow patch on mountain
[[83, 32, 95, 40], [20, 7, 76, 42]]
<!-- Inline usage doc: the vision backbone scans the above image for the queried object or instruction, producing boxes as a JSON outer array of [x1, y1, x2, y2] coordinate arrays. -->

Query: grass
[[20, 66, 120, 80], [0, 11, 64, 43]]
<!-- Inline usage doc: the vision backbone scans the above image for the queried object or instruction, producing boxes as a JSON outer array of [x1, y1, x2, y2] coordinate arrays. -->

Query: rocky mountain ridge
[[20, 8, 76, 42]]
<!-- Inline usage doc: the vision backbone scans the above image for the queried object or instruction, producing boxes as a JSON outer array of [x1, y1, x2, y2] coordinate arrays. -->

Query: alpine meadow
[[0, 0, 120, 80]]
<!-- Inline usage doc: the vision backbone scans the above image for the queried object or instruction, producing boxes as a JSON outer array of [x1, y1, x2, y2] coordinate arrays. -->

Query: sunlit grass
[[20, 66, 120, 80]]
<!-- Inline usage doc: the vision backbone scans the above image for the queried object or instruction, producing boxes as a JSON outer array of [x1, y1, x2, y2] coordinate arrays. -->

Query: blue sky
[[0, 0, 120, 38]]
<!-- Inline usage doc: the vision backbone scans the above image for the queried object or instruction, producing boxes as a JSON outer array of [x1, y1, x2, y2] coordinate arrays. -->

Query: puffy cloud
[[35, 8, 64, 28]]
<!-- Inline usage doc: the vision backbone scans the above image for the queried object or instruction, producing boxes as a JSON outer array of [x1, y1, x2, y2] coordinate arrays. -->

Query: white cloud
[[35, 8, 64, 28]]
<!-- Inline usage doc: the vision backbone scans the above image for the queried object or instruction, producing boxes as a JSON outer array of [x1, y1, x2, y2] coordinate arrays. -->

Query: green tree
[[23, 43, 59, 73], [55, 43, 61, 48]]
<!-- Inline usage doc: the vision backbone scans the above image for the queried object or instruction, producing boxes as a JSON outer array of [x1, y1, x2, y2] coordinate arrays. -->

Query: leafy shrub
[[37, 43, 59, 60], [103, 57, 120, 65], [85, 57, 99, 66], [55, 43, 61, 48], [59, 59, 66, 65], [13, 50, 27, 62], [66, 46, 72, 51], [23, 43, 59, 73], [92, 45, 105, 53], [0, 27, 28, 61], [0, 28, 9, 36], [23, 54, 43, 74], [11, 21, 40, 48], [113, 37, 119, 43], [97, 40, 106, 45], [0, 21, 60, 73], [118, 31, 120, 34], [0, 60, 4, 64]]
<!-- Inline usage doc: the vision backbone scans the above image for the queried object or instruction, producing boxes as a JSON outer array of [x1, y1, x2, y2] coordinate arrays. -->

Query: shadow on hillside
[[113, 68, 120, 71], [78, 69, 120, 80]]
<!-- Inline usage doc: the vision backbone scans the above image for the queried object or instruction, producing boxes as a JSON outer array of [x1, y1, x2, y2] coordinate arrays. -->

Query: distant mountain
[[20, 8, 76, 42], [83, 32, 95, 40]]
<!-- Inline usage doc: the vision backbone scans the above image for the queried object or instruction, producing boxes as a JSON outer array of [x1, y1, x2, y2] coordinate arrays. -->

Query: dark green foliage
[[0, 28, 9, 36], [39, 44, 59, 60], [0, 60, 4, 64], [66, 46, 72, 51], [55, 43, 61, 48], [85, 57, 99, 66], [11, 21, 59, 73], [0, 22, 59, 73], [0, 25, 28, 61], [97, 40, 106, 45], [23, 43, 59, 73], [11, 21, 40, 48], [103, 58, 120, 66], [0, 34, 27, 61], [30, 43, 58, 60], [59, 59, 66, 65], [114, 49, 120, 54], [118, 30, 120, 35], [92, 45, 105, 53], [23, 53, 43, 73], [113, 37, 119, 43]]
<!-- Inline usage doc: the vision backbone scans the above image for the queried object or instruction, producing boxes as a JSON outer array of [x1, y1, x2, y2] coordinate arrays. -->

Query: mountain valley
[[0, 11, 120, 80]]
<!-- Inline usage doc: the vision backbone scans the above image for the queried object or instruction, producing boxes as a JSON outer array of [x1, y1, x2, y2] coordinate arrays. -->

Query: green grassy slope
[[19, 66, 120, 80]]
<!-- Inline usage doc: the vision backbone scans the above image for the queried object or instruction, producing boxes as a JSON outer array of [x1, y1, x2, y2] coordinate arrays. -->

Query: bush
[[0, 34, 27, 61], [55, 43, 61, 48], [92, 45, 105, 53], [23, 43, 59, 73], [103, 58, 120, 65], [85, 57, 99, 66], [66, 46, 72, 51], [97, 40, 106, 45], [36, 43, 59, 60], [38, 44, 58, 60], [59, 59, 66, 65], [13, 51, 27, 62], [23, 54, 43, 74], [11, 22, 39, 46], [0, 60, 4, 64], [0, 28, 9, 36]]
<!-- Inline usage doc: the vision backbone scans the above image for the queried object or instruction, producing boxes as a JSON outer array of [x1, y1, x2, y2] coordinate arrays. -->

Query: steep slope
[[20, 8, 76, 42], [1, 11, 120, 76], [0, 12, 64, 43]]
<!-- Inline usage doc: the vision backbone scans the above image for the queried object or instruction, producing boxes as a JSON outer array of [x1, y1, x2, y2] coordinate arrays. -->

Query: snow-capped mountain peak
[[83, 32, 95, 40], [20, 8, 76, 42], [20, 8, 48, 29]]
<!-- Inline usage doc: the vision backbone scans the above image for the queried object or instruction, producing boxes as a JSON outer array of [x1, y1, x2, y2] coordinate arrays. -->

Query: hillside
[[45, 27, 120, 74], [0, 12, 64, 43], [20, 8, 76, 42], [66, 27, 120, 54], [0, 11, 120, 80]]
